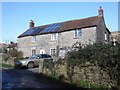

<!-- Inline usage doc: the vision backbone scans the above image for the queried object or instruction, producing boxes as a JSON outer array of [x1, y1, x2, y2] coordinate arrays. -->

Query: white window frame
[[32, 49, 36, 56], [50, 48, 56, 56], [31, 47, 36, 56], [74, 29, 82, 38], [51, 33, 58, 41], [32, 36, 36, 42], [31, 47, 36, 55], [105, 32, 107, 41]]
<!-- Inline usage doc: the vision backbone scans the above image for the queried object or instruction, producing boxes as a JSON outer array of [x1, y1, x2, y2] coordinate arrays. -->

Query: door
[[40, 49, 45, 54], [32, 49, 36, 56]]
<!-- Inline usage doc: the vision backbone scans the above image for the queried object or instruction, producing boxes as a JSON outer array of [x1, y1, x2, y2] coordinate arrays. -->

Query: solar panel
[[32, 27, 42, 35], [21, 27, 42, 36], [41, 22, 63, 33], [21, 29, 34, 36], [42, 25, 51, 32], [20, 22, 63, 37], [50, 23, 63, 32]]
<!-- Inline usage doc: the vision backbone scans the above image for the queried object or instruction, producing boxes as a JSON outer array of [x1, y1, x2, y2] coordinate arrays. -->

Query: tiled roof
[[0, 43, 7, 48], [58, 16, 102, 32], [18, 16, 103, 38], [0, 43, 7, 46], [8, 43, 17, 48]]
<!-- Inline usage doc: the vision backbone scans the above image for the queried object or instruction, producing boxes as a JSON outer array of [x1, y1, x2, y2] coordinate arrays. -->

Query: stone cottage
[[17, 7, 110, 58]]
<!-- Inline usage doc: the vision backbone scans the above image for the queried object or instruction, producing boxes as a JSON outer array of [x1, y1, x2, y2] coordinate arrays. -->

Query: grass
[[79, 80, 89, 88], [78, 80, 105, 88], [0, 63, 14, 69], [90, 83, 104, 88]]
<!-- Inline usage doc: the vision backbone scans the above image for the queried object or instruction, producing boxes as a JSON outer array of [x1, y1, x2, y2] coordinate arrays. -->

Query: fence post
[[39, 60, 43, 73]]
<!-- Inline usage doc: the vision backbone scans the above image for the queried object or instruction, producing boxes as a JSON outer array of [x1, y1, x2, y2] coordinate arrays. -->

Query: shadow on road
[[2, 67, 83, 89]]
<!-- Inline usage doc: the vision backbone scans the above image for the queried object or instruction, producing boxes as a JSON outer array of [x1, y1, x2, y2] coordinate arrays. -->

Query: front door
[[32, 49, 36, 56], [40, 49, 45, 54]]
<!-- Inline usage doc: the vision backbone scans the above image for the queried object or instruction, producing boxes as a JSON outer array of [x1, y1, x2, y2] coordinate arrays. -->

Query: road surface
[[1, 67, 76, 89]]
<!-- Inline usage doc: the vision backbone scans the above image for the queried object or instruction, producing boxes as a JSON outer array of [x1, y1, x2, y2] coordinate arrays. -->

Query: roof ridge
[[39, 15, 100, 27], [66, 15, 99, 22], [18, 15, 103, 38]]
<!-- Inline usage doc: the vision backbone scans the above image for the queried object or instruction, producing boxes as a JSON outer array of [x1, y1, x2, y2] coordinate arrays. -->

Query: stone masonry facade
[[17, 7, 110, 58]]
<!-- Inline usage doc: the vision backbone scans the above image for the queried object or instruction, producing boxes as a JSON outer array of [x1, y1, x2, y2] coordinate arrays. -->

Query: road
[[1, 67, 75, 89]]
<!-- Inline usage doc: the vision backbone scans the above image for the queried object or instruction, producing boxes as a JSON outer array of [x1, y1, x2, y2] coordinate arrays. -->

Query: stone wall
[[2, 57, 15, 66], [0, 54, 2, 63], [0, 53, 15, 66], [39, 60, 114, 88], [18, 36, 32, 57], [18, 26, 97, 58], [59, 27, 97, 48], [17, 18, 110, 58], [37, 34, 58, 55], [96, 17, 110, 43]]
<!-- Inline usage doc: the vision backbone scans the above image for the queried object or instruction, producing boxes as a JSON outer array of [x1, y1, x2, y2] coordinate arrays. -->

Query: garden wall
[[2, 54, 15, 66], [39, 59, 114, 88]]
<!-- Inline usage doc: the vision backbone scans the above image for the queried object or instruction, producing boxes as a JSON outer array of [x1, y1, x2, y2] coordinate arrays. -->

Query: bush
[[41, 42, 120, 88], [66, 42, 120, 88], [7, 49, 23, 62], [8, 49, 23, 58], [43, 59, 54, 75], [2, 48, 23, 63], [2, 53, 9, 62]]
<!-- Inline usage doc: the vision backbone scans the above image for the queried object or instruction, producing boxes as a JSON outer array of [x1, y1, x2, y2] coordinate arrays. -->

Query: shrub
[[2, 48, 23, 63], [8, 49, 23, 58], [66, 42, 120, 88], [2, 53, 9, 62]]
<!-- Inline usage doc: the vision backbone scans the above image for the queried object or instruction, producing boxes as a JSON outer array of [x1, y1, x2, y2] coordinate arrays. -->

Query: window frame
[[51, 33, 58, 41], [105, 32, 107, 41], [74, 29, 82, 38], [32, 49, 36, 56], [32, 36, 36, 42], [50, 48, 56, 56]]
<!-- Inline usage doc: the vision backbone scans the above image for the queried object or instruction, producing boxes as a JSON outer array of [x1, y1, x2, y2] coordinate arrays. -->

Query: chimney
[[29, 20, 34, 28], [98, 6, 103, 16]]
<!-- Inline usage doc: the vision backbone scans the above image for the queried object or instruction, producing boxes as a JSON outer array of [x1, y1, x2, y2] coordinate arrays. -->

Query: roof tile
[[18, 16, 102, 38]]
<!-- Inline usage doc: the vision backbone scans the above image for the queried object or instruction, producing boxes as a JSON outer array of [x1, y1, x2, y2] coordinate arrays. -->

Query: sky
[[1, 2, 119, 43]]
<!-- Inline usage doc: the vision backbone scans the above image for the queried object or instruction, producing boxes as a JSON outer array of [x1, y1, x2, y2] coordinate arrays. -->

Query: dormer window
[[74, 29, 82, 38]]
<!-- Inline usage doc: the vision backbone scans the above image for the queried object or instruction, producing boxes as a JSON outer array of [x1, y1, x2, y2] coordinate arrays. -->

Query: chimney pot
[[29, 20, 34, 28], [98, 6, 104, 16]]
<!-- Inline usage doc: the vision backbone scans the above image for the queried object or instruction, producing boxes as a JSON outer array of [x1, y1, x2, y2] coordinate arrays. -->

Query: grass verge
[[0, 63, 14, 69]]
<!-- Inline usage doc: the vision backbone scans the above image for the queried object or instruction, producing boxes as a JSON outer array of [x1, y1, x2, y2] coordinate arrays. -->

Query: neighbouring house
[[110, 31, 120, 46], [0, 42, 17, 53], [0, 43, 8, 53], [18, 7, 110, 58], [7, 42, 17, 52]]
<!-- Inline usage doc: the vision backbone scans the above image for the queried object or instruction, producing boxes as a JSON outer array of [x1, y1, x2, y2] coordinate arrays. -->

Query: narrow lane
[[2, 67, 63, 89]]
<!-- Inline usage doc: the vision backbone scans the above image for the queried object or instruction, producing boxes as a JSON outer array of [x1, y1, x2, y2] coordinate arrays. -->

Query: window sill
[[74, 37, 81, 39], [31, 41, 36, 42], [51, 40, 58, 42]]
